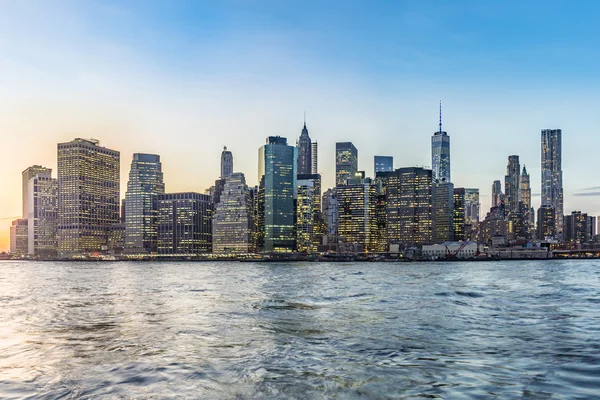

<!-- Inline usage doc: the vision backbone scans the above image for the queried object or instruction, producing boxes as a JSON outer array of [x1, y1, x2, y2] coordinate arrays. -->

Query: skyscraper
[[564, 211, 590, 244], [541, 129, 563, 239], [297, 122, 312, 175], [537, 206, 555, 239], [296, 174, 322, 253], [221, 146, 233, 179], [464, 188, 480, 228], [10, 219, 28, 256], [336, 142, 358, 186], [323, 188, 338, 236], [453, 188, 466, 241], [378, 167, 433, 246], [433, 182, 455, 243], [374, 156, 393, 174], [57, 138, 121, 256], [311, 141, 318, 174], [520, 165, 534, 233], [22, 165, 52, 218], [26, 172, 58, 257], [157, 193, 213, 254], [337, 179, 378, 252], [492, 180, 503, 208], [124, 153, 165, 254], [504, 155, 521, 213], [212, 172, 254, 254], [431, 103, 450, 183], [260, 136, 297, 252]]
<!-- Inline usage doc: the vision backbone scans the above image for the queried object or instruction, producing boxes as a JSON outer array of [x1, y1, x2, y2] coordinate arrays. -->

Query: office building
[[296, 174, 322, 253], [336, 142, 358, 186], [537, 206, 555, 240], [57, 138, 121, 256], [464, 188, 480, 228], [10, 219, 28, 256], [311, 142, 318, 174], [26, 172, 58, 257], [453, 188, 466, 241], [564, 211, 590, 244], [433, 182, 455, 243], [431, 103, 450, 183], [541, 129, 563, 238], [337, 179, 378, 252], [323, 188, 338, 236], [259, 136, 297, 252], [212, 172, 254, 254], [297, 122, 312, 175], [221, 146, 233, 179], [520, 165, 534, 234], [124, 153, 165, 254], [492, 180, 503, 208], [504, 155, 521, 213], [157, 192, 212, 254], [378, 167, 433, 246], [374, 156, 393, 174], [22, 165, 52, 218]]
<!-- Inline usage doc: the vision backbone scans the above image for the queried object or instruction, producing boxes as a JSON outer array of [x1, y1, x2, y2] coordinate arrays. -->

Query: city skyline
[[2, 1, 600, 251]]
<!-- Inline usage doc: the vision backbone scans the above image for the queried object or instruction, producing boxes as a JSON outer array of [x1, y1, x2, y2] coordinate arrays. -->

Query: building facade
[[374, 156, 393, 174], [10, 219, 28, 256], [337, 180, 378, 252], [124, 154, 165, 254], [335, 142, 358, 186], [221, 146, 233, 179], [564, 211, 590, 244], [464, 188, 480, 228], [537, 205, 555, 240], [504, 155, 521, 213], [260, 136, 297, 252], [157, 192, 213, 254], [453, 188, 466, 241], [57, 138, 121, 256], [212, 172, 254, 254], [22, 165, 52, 218], [297, 122, 312, 175], [26, 173, 58, 257], [433, 182, 455, 243], [541, 129, 563, 239], [431, 105, 450, 183], [492, 180, 503, 208], [311, 142, 318, 174], [296, 174, 322, 253]]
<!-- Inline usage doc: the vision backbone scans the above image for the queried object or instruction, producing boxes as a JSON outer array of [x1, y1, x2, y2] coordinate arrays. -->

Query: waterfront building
[[297, 122, 312, 175], [464, 188, 480, 228], [589, 216, 597, 238], [57, 138, 121, 256], [537, 205, 555, 240], [520, 165, 534, 236], [10, 219, 28, 256], [374, 156, 393, 174], [311, 142, 318, 174], [212, 172, 254, 254], [433, 182, 455, 243], [492, 180, 503, 208], [336, 142, 358, 186], [478, 205, 508, 246], [259, 136, 297, 252], [26, 173, 58, 257], [431, 103, 450, 183], [22, 165, 52, 218], [157, 192, 213, 254], [423, 242, 480, 259], [323, 188, 338, 237], [377, 167, 433, 246], [453, 188, 466, 241], [564, 211, 590, 244], [124, 154, 165, 254], [296, 174, 322, 253], [336, 179, 378, 252], [504, 155, 521, 213], [541, 129, 563, 239], [221, 146, 233, 179]]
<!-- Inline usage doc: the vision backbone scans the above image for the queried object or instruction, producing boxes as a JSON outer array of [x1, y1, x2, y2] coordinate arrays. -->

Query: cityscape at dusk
[[3, 2, 600, 398]]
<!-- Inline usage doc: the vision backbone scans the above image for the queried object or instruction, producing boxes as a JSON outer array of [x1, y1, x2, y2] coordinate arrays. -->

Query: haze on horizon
[[1, 0, 600, 251]]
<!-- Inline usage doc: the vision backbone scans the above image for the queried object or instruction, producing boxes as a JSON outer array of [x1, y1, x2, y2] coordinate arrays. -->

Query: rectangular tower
[[27, 173, 58, 257], [374, 156, 393, 174], [22, 165, 52, 218], [541, 129, 563, 239], [335, 142, 358, 186]]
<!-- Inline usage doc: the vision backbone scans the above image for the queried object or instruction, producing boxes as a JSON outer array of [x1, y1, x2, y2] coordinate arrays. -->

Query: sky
[[1, 0, 600, 251]]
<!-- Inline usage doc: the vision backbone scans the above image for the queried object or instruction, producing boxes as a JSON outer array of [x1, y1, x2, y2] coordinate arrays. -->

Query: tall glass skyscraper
[[492, 180, 503, 208], [57, 138, 121, 256], [297, 122, 312, 175], [260, 136, 297, 252], [541, 129, 563, 238], [220, 146, 233, 179], [504, 155, 521, 213], [431, 104, 450, 184], [296, 174, 322, 253], [336, 142, 358, 186], [374, 156, 393, 174], [124, 153, 165, 254]]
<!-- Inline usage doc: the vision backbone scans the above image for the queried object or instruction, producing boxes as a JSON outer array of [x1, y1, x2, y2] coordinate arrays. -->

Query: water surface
[[1, 260, 599, 398]]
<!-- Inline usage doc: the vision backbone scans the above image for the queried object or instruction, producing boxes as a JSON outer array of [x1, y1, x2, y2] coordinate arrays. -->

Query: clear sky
[[1, 0, 600, 251]]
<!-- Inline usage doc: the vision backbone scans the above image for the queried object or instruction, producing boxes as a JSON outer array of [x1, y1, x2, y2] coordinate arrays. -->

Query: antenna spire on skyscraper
[[439, 101, 442, 134], [304, 111, 306, 128]]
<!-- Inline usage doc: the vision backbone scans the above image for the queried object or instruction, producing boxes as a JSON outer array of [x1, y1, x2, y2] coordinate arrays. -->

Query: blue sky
[[1, 0, 599, 249]]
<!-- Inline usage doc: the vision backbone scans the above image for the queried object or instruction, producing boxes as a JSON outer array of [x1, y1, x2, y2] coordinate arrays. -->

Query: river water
[[1, 260, 599, 399]]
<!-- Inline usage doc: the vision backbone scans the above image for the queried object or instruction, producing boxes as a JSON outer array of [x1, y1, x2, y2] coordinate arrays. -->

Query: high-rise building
[[296, 174, 322, 253], [311, 142, 318, 174], [336, 142, 358, 186], [260, 136, 297, 252], [297, 122, 312, 175], [492, 180, 503, 208], [504, 155, 521, 213], [337, 179, 378, 252], [433, 182, 454, 243], [212, 172, 254, 254], [220, 146, 233, 179], [431, 103, 450, 183], [537, 206, 555, 240], [26, 173, 58, 257], [157, 192, 213, 254], [323, 188, 338, 236], [541, 129, 563, 239], [22, 165, 52, 218], [57, 138, 121, 256], [464, 188, 480, 228], [124, 154, 165, 254], [588, 216, 597, 239], [377, 167, 433, 246], [10, 219, 28, 256], [374, 156, 393, 174], [453, 188, 466, 241], [520, 165, 534, 234], [564, 211, 590, 244]]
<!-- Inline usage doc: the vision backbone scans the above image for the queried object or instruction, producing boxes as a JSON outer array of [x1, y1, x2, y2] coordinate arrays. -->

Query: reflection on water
[[1, 260, 600, 398]]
